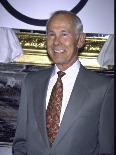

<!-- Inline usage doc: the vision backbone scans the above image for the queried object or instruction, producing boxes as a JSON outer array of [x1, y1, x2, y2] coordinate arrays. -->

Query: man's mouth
[[54, 49, 64, 53]]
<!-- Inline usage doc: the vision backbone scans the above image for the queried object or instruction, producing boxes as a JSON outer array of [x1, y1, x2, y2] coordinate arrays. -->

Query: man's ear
[[77, 33, 86, 49]]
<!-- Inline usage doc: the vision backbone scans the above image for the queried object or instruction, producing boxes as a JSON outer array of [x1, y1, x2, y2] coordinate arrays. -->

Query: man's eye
[[62, 32, 69, 36], [47, 32, 55, 37]]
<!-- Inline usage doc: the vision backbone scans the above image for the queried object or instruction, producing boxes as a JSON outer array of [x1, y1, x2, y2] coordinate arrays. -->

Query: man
[[12, 10, 114, 155]]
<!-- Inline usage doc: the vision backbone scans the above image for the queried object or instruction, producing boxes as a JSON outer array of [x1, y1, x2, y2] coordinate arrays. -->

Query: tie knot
[[57, 71, 66, 78]]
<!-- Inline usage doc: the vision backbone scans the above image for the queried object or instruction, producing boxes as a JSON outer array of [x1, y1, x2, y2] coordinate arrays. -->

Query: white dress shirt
[[46, 60, 80, 124]]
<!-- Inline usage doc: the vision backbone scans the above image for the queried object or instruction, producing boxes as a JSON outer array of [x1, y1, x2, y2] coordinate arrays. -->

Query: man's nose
[[53, 36, 60, 45]]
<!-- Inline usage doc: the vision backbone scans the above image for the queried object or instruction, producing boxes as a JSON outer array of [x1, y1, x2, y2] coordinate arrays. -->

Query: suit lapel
[[52, 65, 90, 147], [33, 68, 53, 148]]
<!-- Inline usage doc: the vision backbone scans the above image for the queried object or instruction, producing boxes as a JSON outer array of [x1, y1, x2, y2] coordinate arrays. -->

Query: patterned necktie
[[46, 71, 66, 145]]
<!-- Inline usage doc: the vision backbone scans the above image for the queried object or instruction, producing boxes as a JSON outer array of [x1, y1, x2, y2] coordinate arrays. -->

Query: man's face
[[47, 14, 80, 70]]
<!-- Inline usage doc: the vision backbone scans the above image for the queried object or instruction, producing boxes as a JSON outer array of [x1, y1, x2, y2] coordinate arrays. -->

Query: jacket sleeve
[[12, 77, 28, 155], [99, 78, 114, 155]]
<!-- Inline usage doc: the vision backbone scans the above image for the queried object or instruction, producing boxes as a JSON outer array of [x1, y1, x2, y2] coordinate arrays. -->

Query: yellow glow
[[15, 32, 107, 70]]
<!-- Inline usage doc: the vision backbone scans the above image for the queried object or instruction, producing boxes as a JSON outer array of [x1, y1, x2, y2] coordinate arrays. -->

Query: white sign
[[0, 0, 114, 34]]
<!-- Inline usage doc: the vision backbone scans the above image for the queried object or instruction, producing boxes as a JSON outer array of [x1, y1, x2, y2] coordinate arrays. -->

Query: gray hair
[[46, 10, 83, 35]]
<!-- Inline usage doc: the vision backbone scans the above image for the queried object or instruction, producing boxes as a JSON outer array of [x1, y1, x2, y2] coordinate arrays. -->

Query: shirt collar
[[52, 60, 80, 76]]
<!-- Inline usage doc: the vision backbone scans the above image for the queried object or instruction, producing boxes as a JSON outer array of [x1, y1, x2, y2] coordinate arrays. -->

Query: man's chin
[[55, 61, 67, 67]]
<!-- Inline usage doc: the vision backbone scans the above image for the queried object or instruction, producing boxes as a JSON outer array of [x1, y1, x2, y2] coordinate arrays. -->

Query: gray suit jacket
[[12, 65, 114, 155]]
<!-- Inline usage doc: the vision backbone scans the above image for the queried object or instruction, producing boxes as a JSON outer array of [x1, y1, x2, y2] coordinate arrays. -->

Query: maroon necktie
[[46, 71, 66, 145]]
